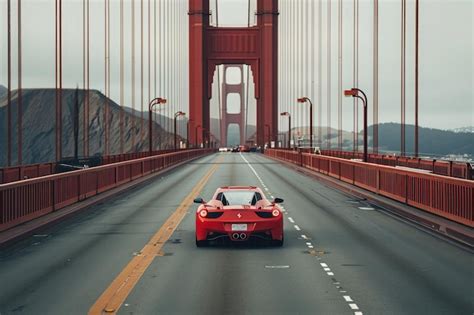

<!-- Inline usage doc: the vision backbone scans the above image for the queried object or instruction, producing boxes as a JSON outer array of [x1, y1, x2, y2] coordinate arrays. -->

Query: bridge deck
[[0, 153, 471, 314]]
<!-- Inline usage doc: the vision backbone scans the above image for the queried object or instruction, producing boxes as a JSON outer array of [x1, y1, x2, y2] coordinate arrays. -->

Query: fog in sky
[[0, 0, 472, 131]]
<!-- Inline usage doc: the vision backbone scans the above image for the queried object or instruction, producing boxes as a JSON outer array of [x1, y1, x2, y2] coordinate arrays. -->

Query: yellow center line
[[88, 157, 222, 315]]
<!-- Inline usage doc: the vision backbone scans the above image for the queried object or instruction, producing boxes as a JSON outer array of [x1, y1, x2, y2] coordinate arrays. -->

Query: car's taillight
[[199, 209, 208, 218], [272, 209, 280, 217]]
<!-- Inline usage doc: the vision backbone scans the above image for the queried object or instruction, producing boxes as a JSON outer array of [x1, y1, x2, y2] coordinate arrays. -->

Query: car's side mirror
[[273, 198, 284, 204], [193, 197, 205, 204]]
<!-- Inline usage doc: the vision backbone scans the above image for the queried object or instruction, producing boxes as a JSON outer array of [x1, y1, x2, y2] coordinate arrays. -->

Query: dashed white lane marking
[[349, 304, 359, 310], [240, 152, 363, 314], [270, 195, 275, 199], [343, 296, 354, 302]]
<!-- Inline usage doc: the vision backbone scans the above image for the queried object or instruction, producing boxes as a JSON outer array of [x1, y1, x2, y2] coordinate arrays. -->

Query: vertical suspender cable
[[148, 0, 151, 151], [338, 0, 342, 149], [86, 0, 90, 157], [120, 0, 124, 154], [401, 0, 406, 156], [245, 0, 251, 144], [17, 0, 22, 164], [7, 0, 11, 166], [311, 0, 315, 149], [327, 0, 331, 149], [153, 0, 156, 150], [215, 0, 222, 144], [415, 0, 419, 157], [373, 0, 379, 154], [131, 0, 136, 151], [318, 0, 322, 147], [140, 0, 144, 149]]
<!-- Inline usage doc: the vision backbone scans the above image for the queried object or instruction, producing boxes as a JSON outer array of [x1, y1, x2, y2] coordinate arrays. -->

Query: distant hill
[[0, 85, 6, 100], [288, 123, 473, 156], [0, 88, 178, 166], [370, 123, 474, 156]]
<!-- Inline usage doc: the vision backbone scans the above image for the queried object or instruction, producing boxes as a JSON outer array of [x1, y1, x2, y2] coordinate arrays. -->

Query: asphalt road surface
[[0, 153, 472, 315]]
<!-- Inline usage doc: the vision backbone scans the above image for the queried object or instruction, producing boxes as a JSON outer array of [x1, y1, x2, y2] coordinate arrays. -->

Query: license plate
[[231, 224, 247, 231]]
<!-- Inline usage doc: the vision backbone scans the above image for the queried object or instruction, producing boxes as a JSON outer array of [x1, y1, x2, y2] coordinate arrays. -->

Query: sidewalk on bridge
[[264, 154, 474, 249]]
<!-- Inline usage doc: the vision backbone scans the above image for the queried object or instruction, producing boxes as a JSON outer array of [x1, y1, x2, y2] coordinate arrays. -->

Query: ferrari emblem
[[237, 213, 242, 218]]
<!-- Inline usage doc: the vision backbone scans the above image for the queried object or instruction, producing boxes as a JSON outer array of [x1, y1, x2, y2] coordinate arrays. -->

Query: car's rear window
[[216, 191, 262, 206]]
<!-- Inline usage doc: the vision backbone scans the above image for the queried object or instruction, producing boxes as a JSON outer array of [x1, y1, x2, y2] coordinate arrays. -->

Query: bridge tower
[[220, 65, 246, 147], [188, 0, 278, 147]]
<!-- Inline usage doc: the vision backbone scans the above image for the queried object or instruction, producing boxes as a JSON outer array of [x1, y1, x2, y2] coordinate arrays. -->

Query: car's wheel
[[272, 236, 284, 247], [196, 238, 209, 247]]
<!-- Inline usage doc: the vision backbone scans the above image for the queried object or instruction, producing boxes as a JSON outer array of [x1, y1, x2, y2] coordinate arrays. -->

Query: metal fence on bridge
[[266, 149, 473, 228], [0, 149, 214, 233]]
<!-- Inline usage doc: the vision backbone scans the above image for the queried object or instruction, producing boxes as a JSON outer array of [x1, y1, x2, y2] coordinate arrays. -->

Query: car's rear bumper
[[196, 219, 283, 241]]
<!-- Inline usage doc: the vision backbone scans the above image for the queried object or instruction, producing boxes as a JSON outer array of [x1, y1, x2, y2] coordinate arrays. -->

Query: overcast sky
[[0, 0, 472, 131]]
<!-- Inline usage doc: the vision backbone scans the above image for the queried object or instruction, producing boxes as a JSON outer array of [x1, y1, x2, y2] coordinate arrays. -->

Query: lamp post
[[148, 97, 167, 154], [297, 97, 313, 149], [280, 112, 291, 149], [174, 111, 186, 150], [344, 88, 368, 162]]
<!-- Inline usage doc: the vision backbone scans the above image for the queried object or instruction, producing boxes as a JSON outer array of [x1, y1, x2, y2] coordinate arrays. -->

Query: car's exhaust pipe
[[239, 233, 247, 240], [232, 233, 240, 240]]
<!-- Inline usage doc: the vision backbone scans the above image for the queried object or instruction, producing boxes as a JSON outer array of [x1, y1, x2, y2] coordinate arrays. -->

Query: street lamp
[[174, 111, 186, 150], [148, 97, 167, 154], [280, 112, 291, 149], [344, 88, 368, 162], [297, 97, 313, 150]]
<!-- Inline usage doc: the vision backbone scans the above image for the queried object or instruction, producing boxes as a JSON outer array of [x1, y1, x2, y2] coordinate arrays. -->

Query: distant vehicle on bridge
[[239, 145, 251, 152], [194, 186, 284, 247]]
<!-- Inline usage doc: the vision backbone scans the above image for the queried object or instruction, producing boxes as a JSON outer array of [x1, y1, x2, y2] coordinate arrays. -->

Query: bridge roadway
[[0, 153, 472, 315]]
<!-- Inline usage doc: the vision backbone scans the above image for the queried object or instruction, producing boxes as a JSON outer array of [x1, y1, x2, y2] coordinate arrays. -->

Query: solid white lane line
[[294, 225, 301, 231], [343, 296, 353, 302], [349, 304, 359, 310], [288, 217, 295, 223]]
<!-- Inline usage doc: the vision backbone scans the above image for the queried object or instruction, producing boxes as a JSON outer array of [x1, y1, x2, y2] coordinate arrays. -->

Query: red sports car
[[194, 186, 284, 247]]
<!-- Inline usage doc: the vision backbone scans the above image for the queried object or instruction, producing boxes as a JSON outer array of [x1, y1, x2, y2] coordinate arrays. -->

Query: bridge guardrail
[[0, 149, 178, 184], [318, 149, 472, 180], [0, 149, 215, 233], [266, 149, 473, 227]]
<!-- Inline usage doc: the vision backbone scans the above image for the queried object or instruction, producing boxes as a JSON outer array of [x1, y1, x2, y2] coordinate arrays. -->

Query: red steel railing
[[266, 149, 473, 227], [0, 149, 177, 184], [319, 149, 473, 180], [0, 149, 214, 232]]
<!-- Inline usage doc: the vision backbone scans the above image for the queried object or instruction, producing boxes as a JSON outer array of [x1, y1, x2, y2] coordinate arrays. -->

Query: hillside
[[0, 85, 6, 100], [0, 88, 178, 166], [370, 123, 474, 156], [289, 123, 473, 156]]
